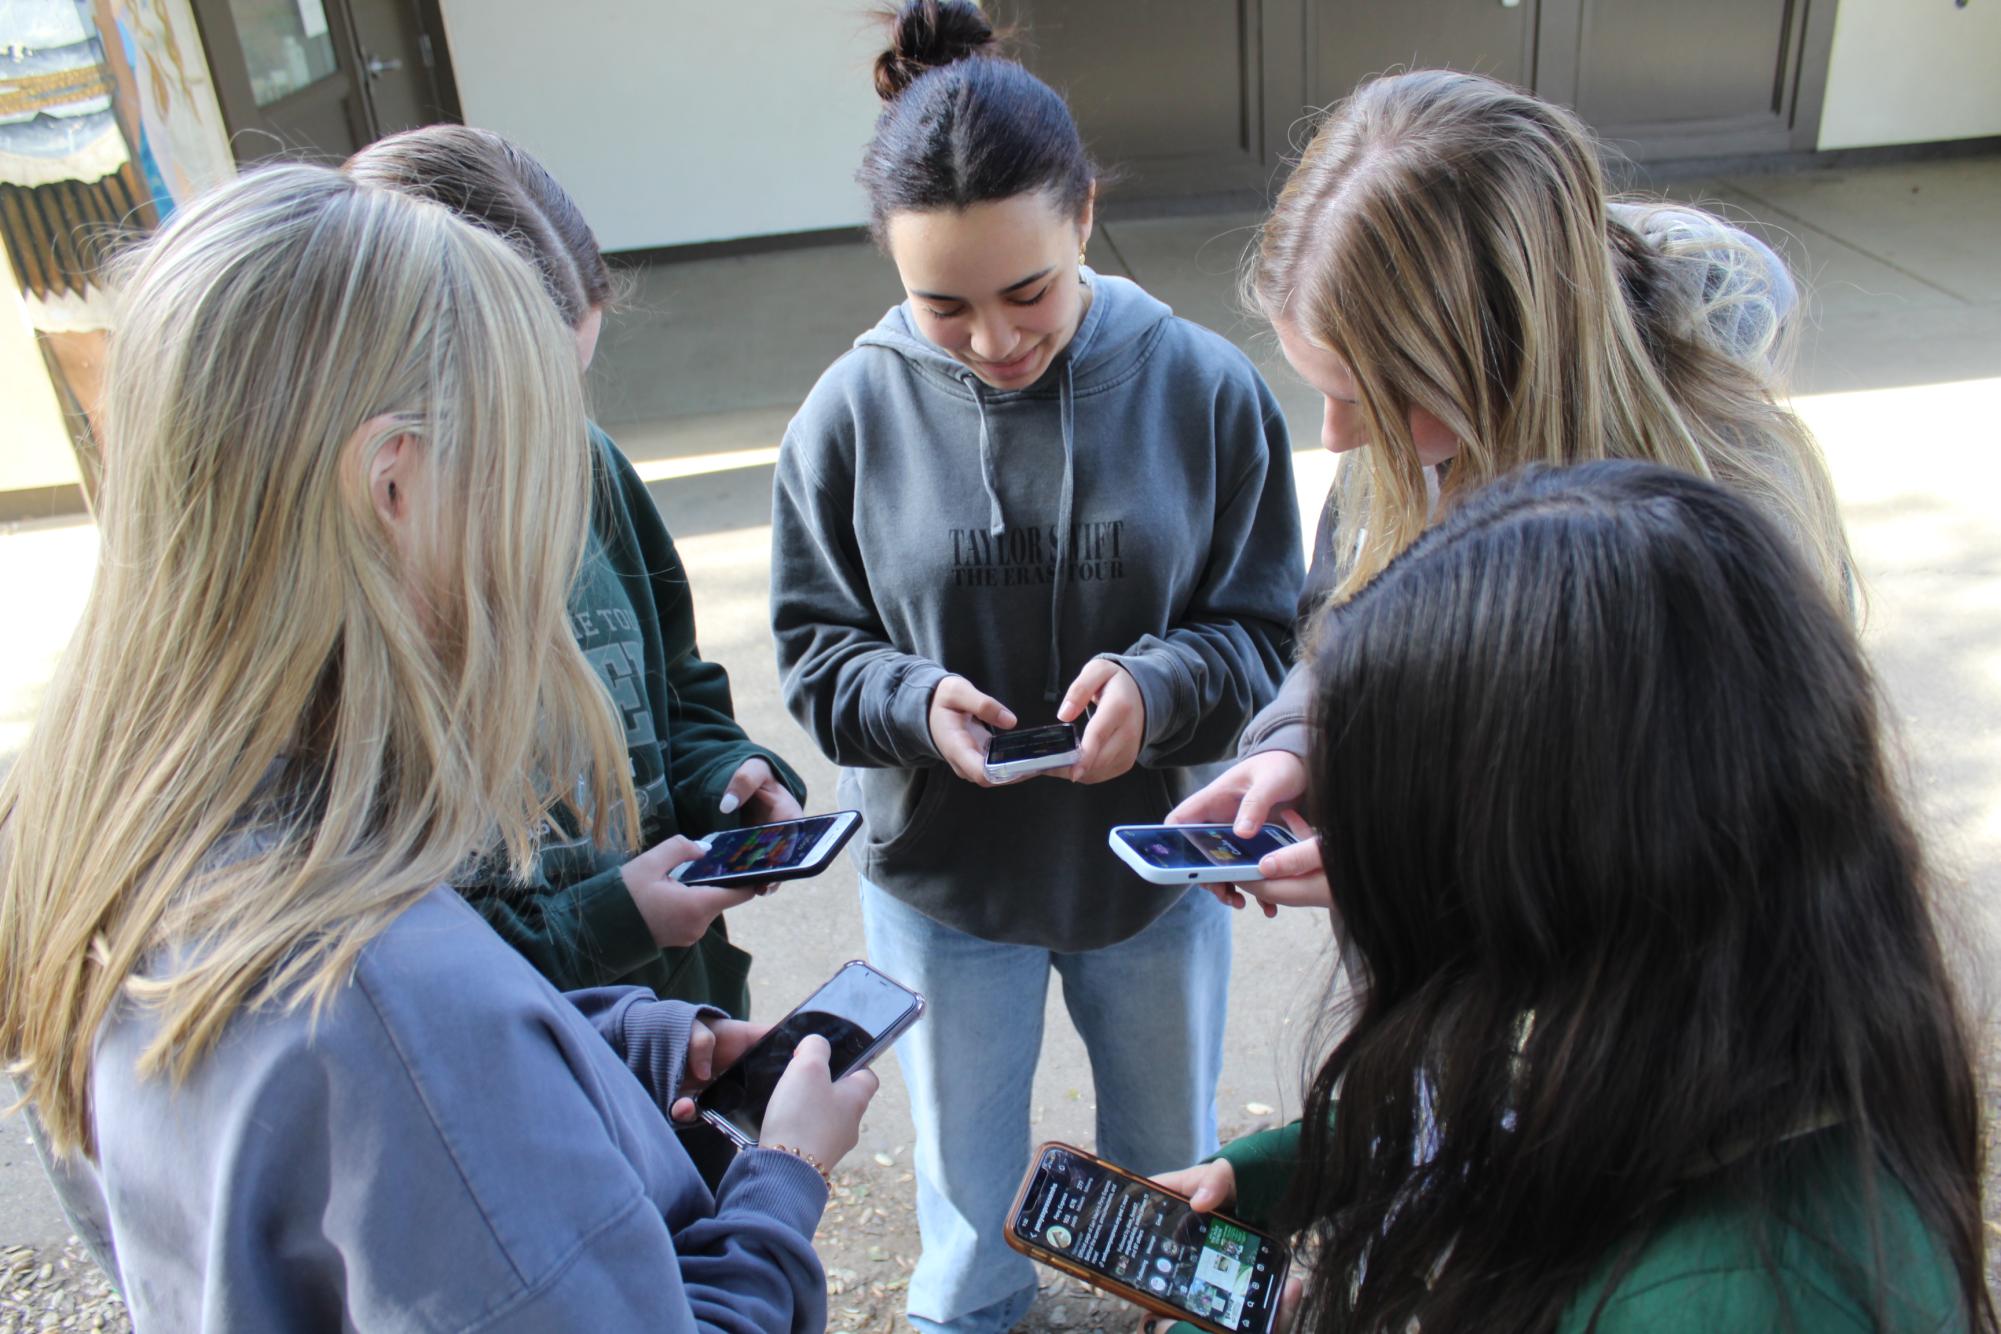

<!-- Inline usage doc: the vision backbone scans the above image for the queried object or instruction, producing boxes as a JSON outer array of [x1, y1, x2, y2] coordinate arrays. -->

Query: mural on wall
[[1, 0, 233, 490]]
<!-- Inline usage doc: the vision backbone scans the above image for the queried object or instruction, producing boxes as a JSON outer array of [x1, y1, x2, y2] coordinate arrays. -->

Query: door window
[[228, 0, 339, 107]]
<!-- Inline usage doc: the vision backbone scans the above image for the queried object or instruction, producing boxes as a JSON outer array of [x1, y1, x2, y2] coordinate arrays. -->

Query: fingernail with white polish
[[718, 793, 740, 815]]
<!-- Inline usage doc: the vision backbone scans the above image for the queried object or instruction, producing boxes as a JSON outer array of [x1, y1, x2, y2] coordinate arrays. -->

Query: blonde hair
[[1252, 70, 1852, 604], [0, 165, 637, 1153]]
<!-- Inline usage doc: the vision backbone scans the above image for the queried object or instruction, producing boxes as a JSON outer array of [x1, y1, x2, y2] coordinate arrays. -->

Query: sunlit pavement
[[1, 157, 1996, 1282]]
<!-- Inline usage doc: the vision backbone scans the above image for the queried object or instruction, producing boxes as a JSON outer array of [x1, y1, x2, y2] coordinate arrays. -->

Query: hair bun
[[874, 0, 999, 101]]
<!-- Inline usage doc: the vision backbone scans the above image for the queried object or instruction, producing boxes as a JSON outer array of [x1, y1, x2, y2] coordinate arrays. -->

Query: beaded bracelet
[[761, 1141, 833, 1186]]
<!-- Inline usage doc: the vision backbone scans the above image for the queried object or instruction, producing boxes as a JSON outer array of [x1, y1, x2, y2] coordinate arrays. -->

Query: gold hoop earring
[[1078, 246, 1088, 266]]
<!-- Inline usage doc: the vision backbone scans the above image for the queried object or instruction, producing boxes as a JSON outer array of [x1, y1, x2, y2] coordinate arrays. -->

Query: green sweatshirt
[[1195, 1122, 1960, 1333], [455, 426, 805, 1017]]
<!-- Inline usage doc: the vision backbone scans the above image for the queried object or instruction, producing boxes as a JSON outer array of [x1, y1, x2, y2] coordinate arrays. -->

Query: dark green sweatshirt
[[456, 426, 804, 1017], [1201, 1122, 1959, 1333]]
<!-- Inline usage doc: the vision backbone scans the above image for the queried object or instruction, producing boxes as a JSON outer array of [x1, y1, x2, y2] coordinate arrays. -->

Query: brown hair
[[857, 1, 1096, 238], [1251, 70, 1851, 605], [346, 124, 613, 328]]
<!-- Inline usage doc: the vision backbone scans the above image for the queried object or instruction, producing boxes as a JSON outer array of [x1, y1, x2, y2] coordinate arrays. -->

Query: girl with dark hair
[[770, 2, 1303, 1328], [1143, 462, 1987, 1334], [346, 125, 809, 1018], [1171, 70, 1853, 914]]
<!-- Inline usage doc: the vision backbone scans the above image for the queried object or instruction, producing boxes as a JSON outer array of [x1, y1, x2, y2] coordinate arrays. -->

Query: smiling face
[[884, 189, 1094, 391], [1274, 316, 1460, 465]]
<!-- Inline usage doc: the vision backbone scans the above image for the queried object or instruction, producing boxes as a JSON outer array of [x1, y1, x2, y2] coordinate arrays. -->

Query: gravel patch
[[0, 1240, 129, 1334]]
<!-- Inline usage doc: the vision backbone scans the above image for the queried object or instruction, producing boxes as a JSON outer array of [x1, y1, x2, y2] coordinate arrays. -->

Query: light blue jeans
[[860, 878, 1232, 1333]]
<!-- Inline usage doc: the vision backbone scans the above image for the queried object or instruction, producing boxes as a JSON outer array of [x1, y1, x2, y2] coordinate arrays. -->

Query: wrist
[[759, 1141, 833, 1186]]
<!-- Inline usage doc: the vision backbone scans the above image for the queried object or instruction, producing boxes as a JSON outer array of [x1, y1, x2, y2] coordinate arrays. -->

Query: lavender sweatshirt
[[47, 888, 829, 1332]]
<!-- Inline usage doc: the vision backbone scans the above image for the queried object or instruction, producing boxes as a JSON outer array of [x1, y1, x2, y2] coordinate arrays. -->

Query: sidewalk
[[1, 151, 1996, 1332]]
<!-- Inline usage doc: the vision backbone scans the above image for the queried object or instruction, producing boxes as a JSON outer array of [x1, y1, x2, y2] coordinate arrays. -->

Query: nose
[[968, 309, 1017, 363]]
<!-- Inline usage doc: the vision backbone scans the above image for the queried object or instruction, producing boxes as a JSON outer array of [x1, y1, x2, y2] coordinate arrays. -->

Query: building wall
[[0, 255, 81, 495], [435, 3, 883, 252], [1818, 0, 2001, 150]]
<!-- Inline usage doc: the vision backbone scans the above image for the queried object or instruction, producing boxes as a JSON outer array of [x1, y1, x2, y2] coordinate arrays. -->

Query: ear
[[354, 416, 417, 533], [1078, 180, 1097, 254]]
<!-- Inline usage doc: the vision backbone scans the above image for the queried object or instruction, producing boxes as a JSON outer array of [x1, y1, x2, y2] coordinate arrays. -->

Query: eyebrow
[[911, 266, 1055, 302]]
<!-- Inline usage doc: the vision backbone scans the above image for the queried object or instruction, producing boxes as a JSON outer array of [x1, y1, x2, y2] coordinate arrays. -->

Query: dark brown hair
[[857, 1, 1095, 237], [1291, 461, 1988, 1332], [345, 124, 612, 328]]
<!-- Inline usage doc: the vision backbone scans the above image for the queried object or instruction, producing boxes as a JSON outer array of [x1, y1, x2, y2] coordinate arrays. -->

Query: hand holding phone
[[668, 812, 861, 887], [692, 960, 925, 1148], [1108, 823, 1299, 885], [1006, 1143, 1290, 1334], [622, 837, 758, 948], [1057, 660, 1145, 785], [929, 676, 1018, 786]]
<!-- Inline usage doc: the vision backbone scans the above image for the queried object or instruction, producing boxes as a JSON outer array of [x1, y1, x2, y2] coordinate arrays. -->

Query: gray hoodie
[[772, 272, 1303, 949], [44, 888, 828, 1332]]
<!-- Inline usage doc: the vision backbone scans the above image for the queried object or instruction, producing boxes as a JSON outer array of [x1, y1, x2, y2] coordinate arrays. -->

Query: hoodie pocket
[[849, 765, 951, 862]]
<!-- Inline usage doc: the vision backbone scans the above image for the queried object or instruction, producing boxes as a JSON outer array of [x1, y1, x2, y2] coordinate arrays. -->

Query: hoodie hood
[[851, 270, 1175, 700]]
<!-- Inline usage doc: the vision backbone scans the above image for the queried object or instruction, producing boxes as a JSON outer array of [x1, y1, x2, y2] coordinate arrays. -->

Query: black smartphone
[[1005, 1142, 1290, 1334], [695, 960, 925, 1148], [670, 811, 862, 887]]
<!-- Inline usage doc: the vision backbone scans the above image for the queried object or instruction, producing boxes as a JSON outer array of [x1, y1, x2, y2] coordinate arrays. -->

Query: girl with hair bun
[[1, 164, 873, 1329], [1172, 69, 1855, 915], [346, 125, 809, 1020], [771, 1, 1304, 1328]]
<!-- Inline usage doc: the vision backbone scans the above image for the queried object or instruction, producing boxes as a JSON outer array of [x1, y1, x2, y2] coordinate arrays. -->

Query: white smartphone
[[1107, 823, 1298, 885], [668, 811, 862, 887], [984, 722, 1081, 783]]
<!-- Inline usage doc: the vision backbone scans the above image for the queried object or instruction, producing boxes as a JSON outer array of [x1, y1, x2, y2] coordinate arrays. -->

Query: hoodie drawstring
[[1043, 360, 1078, 704], [965, 375, 1007, 538]]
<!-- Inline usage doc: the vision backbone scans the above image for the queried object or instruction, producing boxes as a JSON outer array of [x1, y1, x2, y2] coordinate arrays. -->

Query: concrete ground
[[0, 152, 1997, 1333]]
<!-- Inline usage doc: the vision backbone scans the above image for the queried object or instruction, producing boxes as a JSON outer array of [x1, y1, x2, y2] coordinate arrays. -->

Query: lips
[[971, 344, 1042, 384]]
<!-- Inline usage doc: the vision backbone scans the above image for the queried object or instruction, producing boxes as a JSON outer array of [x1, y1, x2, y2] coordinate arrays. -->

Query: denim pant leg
[[861, 880, 1047, 1334], [1053, 886, 1232, 1177]]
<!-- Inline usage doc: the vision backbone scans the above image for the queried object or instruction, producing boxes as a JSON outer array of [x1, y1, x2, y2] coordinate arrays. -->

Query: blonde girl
[[0, 164, 870, 1329], [1174, 69, 1853, 906]]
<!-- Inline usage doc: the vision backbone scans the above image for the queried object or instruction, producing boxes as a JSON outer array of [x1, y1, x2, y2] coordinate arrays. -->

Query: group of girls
[[0, 0, 1986, 1330]]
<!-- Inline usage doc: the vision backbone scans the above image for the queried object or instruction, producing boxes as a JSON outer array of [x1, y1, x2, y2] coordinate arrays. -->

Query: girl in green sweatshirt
[[347, 127, 806, 1017], [1142, 463, 1988, 1334]]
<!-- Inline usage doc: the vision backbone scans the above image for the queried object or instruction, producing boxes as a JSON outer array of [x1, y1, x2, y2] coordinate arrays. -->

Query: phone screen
[[987, 724, 1079, 763], [697, 963, 921, 1142], [677, 815, 843, 883], [1116, 825, 1290, 871], [1015, 1146, 1285, 1333]]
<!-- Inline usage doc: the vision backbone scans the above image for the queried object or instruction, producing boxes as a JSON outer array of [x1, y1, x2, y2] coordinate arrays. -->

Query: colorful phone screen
[[677, 815, 841, 883], [1115, 825, 1290, 871], [1015, 1146, 1285, 1333]]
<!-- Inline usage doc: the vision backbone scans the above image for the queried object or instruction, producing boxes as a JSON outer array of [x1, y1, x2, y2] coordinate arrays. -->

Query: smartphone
[[669, 811, 862, 887], [1005, 1142, 1290, 1334], [1107, 823, 1298, 885], [695, 960, 925, 1149], [984, 722, 1080, 783]]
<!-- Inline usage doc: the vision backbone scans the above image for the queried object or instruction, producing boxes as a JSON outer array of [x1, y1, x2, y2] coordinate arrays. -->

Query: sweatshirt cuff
[[717, 1147, 831, 1240], [1238, 719, 1310, 761], [1209, 1121, 1304, 1226], [884, 660, 952, 763], [617, 995, 730, 1103], [569, 866, 667, 981]]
